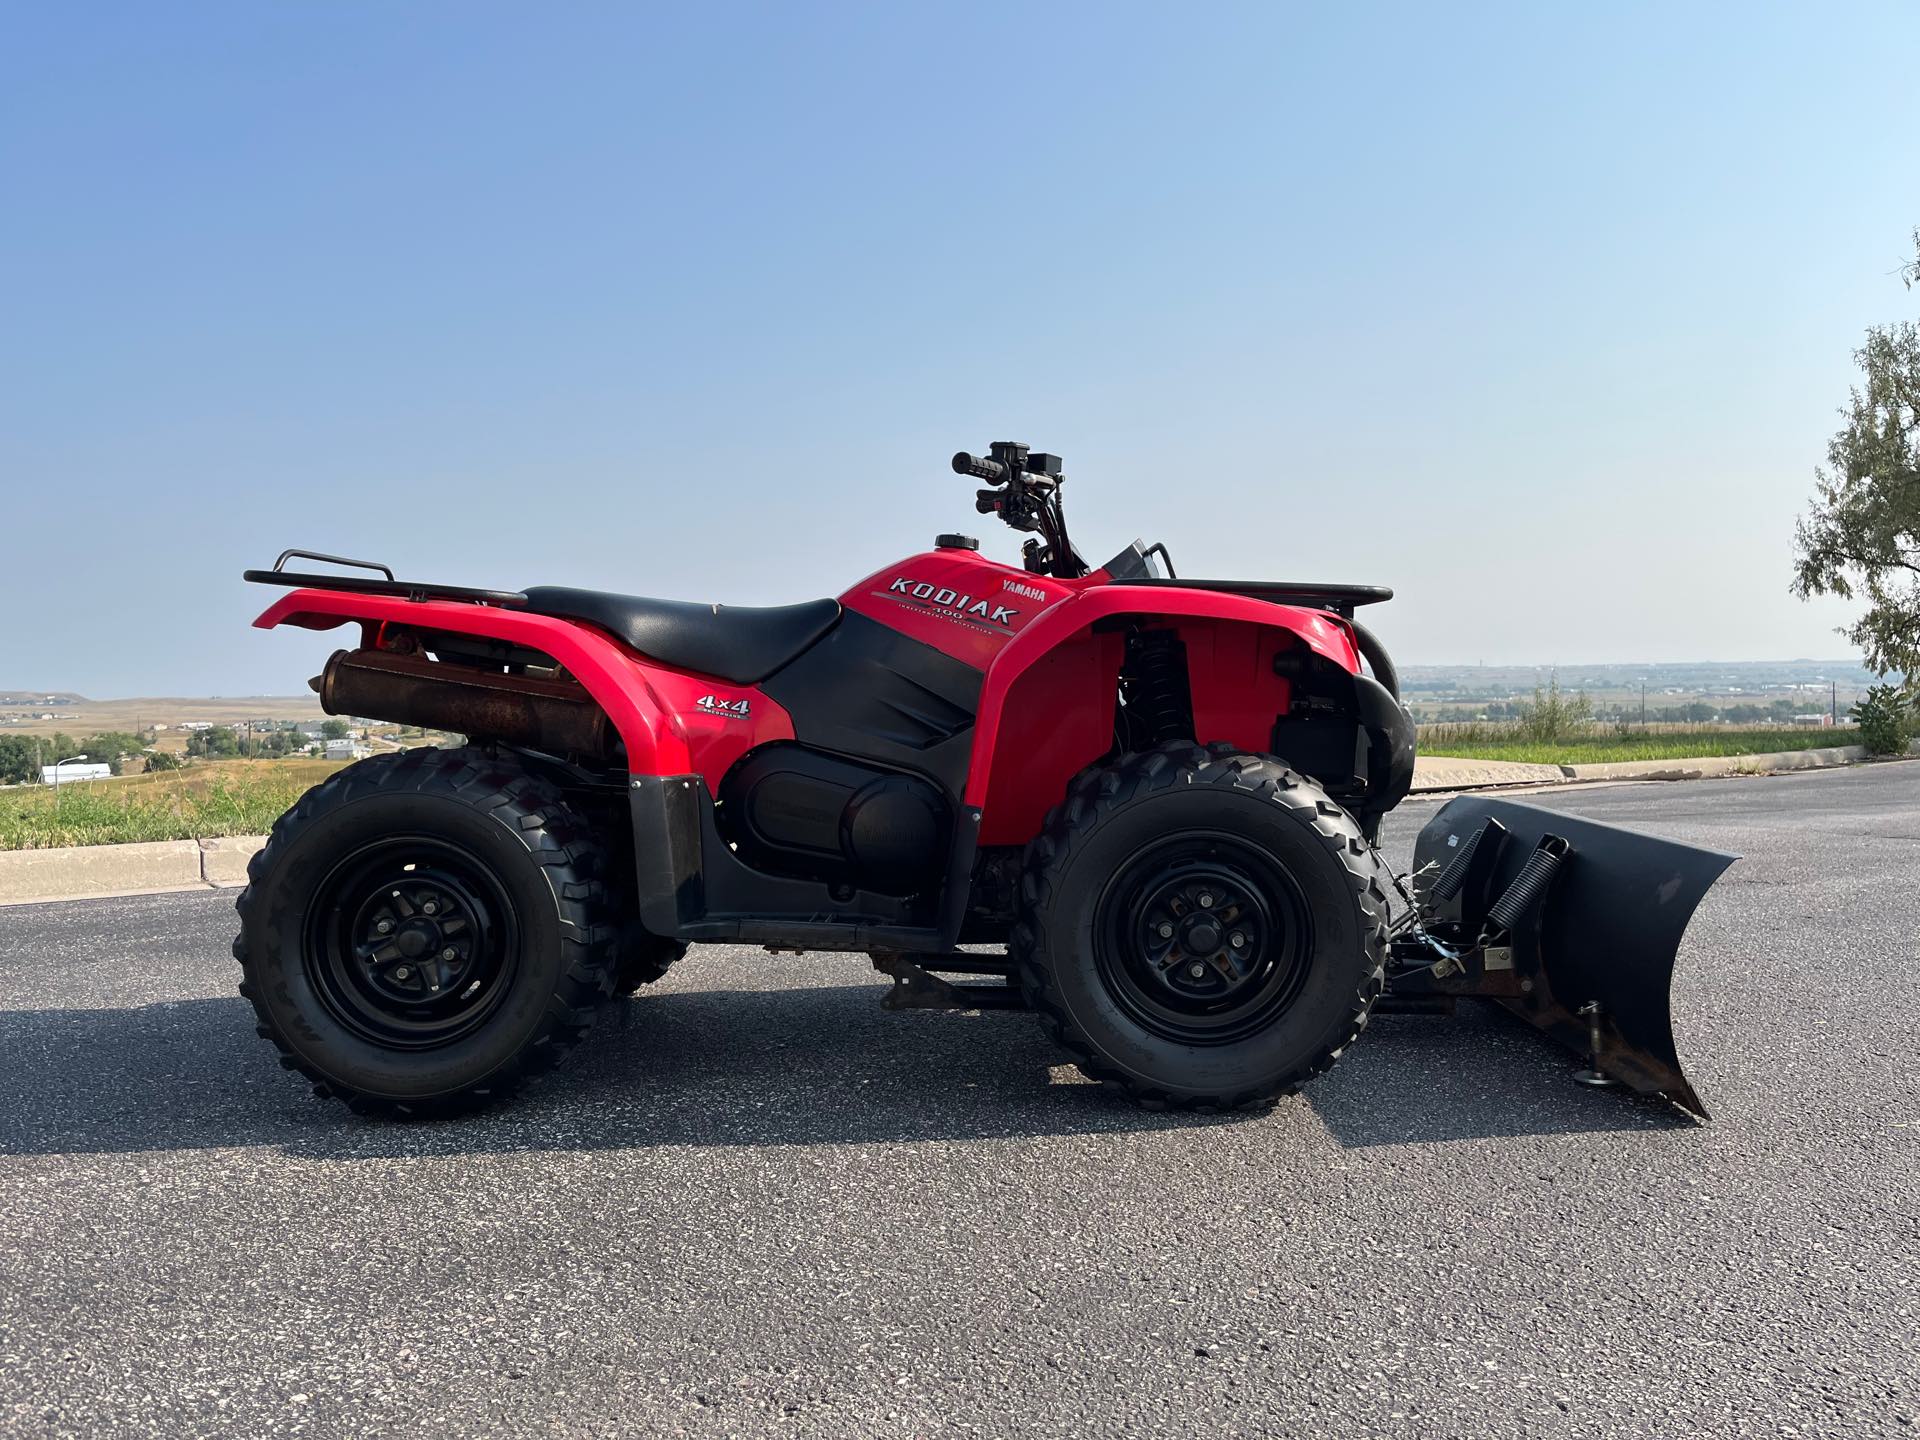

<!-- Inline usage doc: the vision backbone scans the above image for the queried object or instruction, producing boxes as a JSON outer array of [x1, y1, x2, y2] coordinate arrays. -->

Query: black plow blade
[[1404, 796, 1738, 1118]]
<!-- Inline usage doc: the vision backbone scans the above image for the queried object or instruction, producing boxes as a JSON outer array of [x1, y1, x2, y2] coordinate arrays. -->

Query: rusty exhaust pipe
[[313, 648, 617, 760]]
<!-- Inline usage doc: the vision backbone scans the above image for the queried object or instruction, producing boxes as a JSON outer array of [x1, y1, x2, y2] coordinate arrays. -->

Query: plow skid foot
[[1408, 797, 1737, 1118]]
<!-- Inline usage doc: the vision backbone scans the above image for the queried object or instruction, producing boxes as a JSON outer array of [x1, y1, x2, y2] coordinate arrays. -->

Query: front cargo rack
[[1110, 576, 1392, 617], [242, 550, 527, 606]]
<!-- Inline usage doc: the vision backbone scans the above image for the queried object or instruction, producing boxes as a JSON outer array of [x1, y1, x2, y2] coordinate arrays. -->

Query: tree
[[320, 719, 351, 741], [1794, 230, 1920, 676], [0, 736, 36, 784], [0, 732, 89, 783], [186, 725, 243, 758], [77, 731, 152, 775]]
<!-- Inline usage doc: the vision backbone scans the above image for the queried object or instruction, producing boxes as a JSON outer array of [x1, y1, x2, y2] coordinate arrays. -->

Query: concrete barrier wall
[[0, 840, 203, 905], [198, 836, 265, 886], [0, 836, 266, 907]]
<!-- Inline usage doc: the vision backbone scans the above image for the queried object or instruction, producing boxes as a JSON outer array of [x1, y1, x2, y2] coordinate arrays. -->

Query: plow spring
[[1385, 796, 1737, 1118]]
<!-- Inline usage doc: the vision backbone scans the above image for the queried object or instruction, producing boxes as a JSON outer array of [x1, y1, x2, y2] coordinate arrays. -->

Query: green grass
[[1418, 724, 1861, 766], [0, 760, 345, 850]]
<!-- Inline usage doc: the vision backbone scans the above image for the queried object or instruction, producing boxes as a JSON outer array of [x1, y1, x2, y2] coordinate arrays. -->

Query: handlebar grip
[[952, 451, 1009, 483], [974, 490, 1001, 515]]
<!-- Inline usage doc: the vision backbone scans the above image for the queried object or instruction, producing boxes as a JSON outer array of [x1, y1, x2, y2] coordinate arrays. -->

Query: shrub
[[1515, 673, 1595, 743], [1851, 683, 1915, 756]]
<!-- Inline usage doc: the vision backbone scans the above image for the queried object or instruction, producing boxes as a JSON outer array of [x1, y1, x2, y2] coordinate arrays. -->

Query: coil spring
[[1483, 837, 1570, 933], [1127, 633, 1192, 744], [1431, 823, 1485, 901]]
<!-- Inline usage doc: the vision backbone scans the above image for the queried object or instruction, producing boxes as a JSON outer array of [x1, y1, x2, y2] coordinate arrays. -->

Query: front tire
[[234, 747, 616, 1117], [612, 928, 688, 995], [1012, 742, 1389, 1110]]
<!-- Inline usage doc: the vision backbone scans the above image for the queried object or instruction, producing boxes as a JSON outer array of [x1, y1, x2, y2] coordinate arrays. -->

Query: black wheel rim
[[303, 836, 521, 1050], [1092, 831, 1314, 1046]]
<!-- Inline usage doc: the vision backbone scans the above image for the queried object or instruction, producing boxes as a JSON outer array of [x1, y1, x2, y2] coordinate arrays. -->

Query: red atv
[[237, 443, 1731, 1118]]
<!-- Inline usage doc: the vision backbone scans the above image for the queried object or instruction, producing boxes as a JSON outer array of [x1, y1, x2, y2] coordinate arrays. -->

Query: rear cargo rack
[[242, 550, 527, 607]]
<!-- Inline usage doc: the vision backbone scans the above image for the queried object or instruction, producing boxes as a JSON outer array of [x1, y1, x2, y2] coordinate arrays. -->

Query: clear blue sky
[[3, 2, 1915, 695]]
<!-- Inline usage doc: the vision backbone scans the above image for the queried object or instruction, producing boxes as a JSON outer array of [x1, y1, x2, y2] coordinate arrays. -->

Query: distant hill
[[1396, 658, 1873, 722], [1398, 659, 1873, 694]]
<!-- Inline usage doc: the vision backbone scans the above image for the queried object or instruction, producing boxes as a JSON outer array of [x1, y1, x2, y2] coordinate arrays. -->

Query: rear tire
[[1011, 741, 1389, 1110], [234, 747, 617, 1117]]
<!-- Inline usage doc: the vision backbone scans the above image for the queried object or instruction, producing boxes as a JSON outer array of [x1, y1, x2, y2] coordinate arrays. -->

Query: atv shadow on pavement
[[0, 974, 1690, 1161]]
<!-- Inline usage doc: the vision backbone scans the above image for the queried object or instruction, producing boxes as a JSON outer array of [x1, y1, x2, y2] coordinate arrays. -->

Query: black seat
[[522, 587, 841, 684]]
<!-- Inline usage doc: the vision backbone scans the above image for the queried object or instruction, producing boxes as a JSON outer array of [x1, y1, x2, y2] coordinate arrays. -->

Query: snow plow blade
[[1395, 796, 1737, 1118]]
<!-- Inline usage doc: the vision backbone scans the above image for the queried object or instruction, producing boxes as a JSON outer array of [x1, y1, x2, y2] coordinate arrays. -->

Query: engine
[[715, 744, 949, 896]]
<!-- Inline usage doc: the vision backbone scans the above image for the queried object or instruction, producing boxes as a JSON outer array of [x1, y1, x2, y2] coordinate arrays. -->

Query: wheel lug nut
[[1198, 893, 1214, 908], [375, 919, 392, 934], [1229, 933, 1246, 949], [421, 901, 437, 915], [1158, 922, 1174, 938], [441, 947, 456, 961], [394, 965, 412, 980], [1188, 962, 1207, 979]]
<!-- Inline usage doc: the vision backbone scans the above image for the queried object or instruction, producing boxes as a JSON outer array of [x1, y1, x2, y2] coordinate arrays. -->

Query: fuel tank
[[838, 545, 1081, 670]]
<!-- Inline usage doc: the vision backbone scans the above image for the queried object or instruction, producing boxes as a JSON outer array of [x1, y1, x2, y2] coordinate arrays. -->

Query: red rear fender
[[253, 590, 794, 779]]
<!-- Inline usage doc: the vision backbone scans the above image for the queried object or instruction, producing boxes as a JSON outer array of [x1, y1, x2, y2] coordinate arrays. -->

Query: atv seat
[[521, 586, 841, 684]]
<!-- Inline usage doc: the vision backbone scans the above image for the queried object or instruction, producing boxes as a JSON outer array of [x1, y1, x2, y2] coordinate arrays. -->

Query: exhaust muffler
[[1388, 796, 1737, 1117], [313, 648, 617, 761]]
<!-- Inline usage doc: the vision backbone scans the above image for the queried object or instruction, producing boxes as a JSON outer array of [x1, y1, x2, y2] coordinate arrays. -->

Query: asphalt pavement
[[1, 764, 1916, 1437]]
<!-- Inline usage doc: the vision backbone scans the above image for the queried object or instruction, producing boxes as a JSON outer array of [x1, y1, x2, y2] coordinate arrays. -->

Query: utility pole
[[1831, 681, 1837, 727], [1640, 683, 1647, 729]]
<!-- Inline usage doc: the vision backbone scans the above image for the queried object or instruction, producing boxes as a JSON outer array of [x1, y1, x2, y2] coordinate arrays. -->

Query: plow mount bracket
[[1389, 796, 1737, 1118], [870, 952, 1025, 1012]]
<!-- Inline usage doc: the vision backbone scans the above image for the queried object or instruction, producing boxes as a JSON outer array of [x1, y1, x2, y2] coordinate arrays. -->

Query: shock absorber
[[1124, 631, 1193, 744]]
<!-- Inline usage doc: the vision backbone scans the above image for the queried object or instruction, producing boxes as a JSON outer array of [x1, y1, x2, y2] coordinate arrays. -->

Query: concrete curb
[[1411, 759, 1568, 792], [0, 835, 265, 908], [1558, 744, 1868, 783], [1415, 741, 1911, 795]]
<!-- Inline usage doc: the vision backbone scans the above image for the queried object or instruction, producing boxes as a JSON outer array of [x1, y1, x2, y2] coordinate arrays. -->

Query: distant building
[[40, 764, 112, 784], [324, 739, 370, 761]]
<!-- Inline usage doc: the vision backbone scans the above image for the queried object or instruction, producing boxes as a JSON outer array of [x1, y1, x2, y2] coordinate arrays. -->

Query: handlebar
[[950, 440, 1084, 579], [952, 451, 1010, 484]]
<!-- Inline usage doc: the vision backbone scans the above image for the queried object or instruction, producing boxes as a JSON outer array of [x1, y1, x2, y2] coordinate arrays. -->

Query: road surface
[[1, 764, 1915, 1437]]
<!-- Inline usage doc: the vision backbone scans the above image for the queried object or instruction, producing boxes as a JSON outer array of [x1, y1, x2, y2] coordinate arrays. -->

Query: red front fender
[[964, 585, 1363, 843]]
